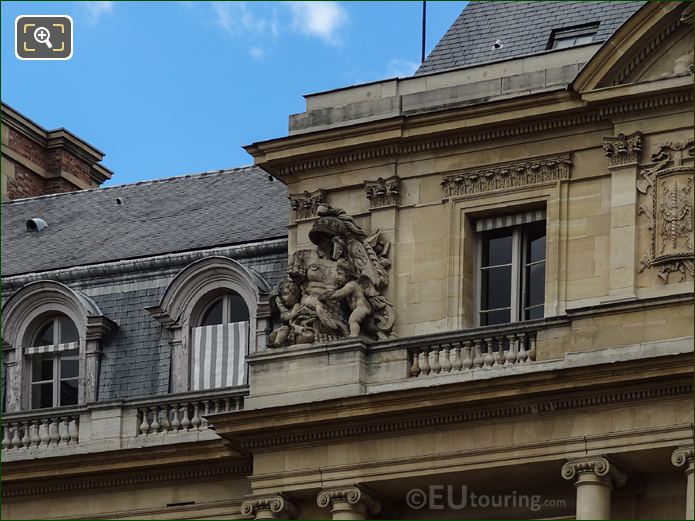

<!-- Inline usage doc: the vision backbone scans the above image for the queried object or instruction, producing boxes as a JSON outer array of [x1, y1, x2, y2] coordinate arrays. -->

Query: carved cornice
[[441, 154, 571, 198], [603, 132, 642, 167], [561, 456, 626, 486], [289, 189, 326, 220], [238, 380, 692, 450], [364, 176, 399, 209], [671, 446, 694, 470], [598, 91, 693, 117], [317, 485, 381, 516], [241, 494, 298, 519], [2, 461, 251, 498]]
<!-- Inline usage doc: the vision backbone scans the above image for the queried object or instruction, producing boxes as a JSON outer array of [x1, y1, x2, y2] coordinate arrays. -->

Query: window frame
[[547, 23, 599, 50], [476, 220, 547, 327]]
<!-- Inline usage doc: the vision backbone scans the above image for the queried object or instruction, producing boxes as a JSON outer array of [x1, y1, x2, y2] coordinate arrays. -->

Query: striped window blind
[[24, 342, 78, 355], [190, 321, 249, 390], [475, 210, 546, 232]]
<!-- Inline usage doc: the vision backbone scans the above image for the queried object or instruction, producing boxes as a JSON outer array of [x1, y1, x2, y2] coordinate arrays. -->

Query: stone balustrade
[[2, 406, 82, 450], [408, 323, 538, 377], [133, 388, 245, 436]]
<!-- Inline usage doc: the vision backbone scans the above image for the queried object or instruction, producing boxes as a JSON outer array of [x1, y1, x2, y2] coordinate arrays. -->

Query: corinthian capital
[[562, 456, 626, 486], [672, 446, 694, 471], [317, 485, 381, 517], [241, 494, 298, 520]]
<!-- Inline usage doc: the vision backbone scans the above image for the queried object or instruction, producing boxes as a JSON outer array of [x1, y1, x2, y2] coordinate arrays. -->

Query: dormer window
[[548, 23, 599, 50]]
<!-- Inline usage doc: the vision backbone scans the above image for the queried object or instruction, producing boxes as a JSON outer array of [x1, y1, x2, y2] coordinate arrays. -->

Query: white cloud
[[77, 1, 114, 24], [386, 58, 419, 78], [287, 2, 347, 45], [212, 2, 279, 38], [249, 46, 265, 59]]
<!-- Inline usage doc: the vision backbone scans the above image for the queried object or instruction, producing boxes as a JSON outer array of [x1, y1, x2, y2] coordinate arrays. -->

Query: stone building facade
[[1, 2, 693, 520]]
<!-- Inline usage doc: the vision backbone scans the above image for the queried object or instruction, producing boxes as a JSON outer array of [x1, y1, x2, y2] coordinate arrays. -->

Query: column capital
[[602, 131, 642, 168], [672, 446, 694, 471], [562, 456, 626, 487], [317, 485, 381, 518], [241, 494, 297, 520]]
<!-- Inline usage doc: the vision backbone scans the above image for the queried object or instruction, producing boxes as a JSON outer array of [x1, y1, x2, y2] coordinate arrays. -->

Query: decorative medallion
[[637, 139, 694, 282]]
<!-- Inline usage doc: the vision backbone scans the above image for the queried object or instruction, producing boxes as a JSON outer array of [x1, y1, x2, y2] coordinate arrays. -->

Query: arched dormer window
[[1, 281, 116, 412], [148, 257, 271, 393], [27, 313, 80, 409]]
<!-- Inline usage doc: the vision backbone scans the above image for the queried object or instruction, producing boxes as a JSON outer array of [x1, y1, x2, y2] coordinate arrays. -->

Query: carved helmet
[[308, 215, 348, 247]]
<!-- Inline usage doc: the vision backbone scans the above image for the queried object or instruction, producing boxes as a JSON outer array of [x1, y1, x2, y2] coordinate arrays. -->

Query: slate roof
[[416, 1, 645, 75], [2, 166, 289, 276]]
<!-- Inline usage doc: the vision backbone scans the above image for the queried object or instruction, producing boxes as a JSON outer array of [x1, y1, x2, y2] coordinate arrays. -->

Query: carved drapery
[[441, 154, 571, 197], [269, 205, 394, 347], [637, 139, 694, 282], [603, 132, 642, 167], [289, 189, 326, 220], [364, 176, 399, 208]]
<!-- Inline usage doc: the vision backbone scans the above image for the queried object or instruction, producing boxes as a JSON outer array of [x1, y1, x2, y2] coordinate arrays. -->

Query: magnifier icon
[[33, 26, 53, 49]]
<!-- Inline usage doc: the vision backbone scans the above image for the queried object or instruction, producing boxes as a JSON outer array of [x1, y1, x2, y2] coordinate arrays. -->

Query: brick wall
[[7, 164, 47, 200], [7, 128, 47, 169]]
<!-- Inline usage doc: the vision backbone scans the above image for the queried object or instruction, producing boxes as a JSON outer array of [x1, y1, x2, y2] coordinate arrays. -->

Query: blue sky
[[2, 1, 466, 185]]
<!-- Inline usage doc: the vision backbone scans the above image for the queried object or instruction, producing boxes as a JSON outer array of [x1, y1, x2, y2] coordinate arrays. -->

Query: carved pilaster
[[364, 176, 399, 209], [289, 189, 326, 220], [562, 456, 625, 520], [241, 494, 298, 520], [441, 154, 571, 197], [317, 486, 381, 520], [602, 132, 642, 167]]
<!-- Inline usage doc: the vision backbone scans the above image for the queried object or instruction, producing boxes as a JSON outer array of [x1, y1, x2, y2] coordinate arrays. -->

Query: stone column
[[317, 485, 381, 520], [241, 494, 297, 520], [562, 456, 626, 520], [672, 446, 694, 520]]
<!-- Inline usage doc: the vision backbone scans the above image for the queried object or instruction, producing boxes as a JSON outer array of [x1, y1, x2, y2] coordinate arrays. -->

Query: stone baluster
[[30, 420, 41, 447], [171, 405, 181, 431], [419, 348, 431, 376], [430, 347, 441, 374], [224, 397, 232, 412], [139, 407, 151, 435], [672, 446, 694, 520], [234, 397, 243, 411], [483, 337, 495, 368], [40, 419, 51, 446], [214, 399, 221, 414], [528, 333, 537, 361], [2, 423, 11, 450], [440, 345, 452, 373], [562, 456, 625, 520], [201, 401, 210, 428], [50, 418, 61, 446], [69, 417, 79, 444], [494, 336, 506, 366], [517, 332, 529, 364], [150, 406, 161, 433], [472, 339, 484, 369], [505, 334, 518, 365], [11, 422, 21, 449], [451, 344, 463, 372], [59, 417, 71, 444], [462, 341, 473, 370], [409, 349, 421, 377], [161, 404, 171, 432], [21, 421, 31, 448], [181, 403, 192, 430], [191, 402, 202, 430]]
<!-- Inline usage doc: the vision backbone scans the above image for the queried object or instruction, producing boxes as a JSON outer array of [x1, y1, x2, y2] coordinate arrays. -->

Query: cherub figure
[[269, 280, 312, 347], [321, 260, 371, 337]]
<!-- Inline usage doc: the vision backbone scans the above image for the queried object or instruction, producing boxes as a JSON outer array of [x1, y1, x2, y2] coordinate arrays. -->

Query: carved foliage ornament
[[637, 139, 694, 283], [364, 175, 399, 208], [441, 155, 571, 198], [289, 189, 326, 220], [269, 204, 394, 347], [602, 132, 642, 167]]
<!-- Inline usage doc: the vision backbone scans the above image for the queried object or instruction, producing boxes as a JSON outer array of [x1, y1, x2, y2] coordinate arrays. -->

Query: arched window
[[191, 291, 251, 391], [27, 313, 80, 409]]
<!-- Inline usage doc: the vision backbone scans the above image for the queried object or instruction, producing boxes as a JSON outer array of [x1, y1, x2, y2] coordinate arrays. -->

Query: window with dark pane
[[523, 221, 546, 320], [229, 293, 250, 323], [198, 292, 250, 327], [200, 298, 224, 326], [480, 229, 513, 326]]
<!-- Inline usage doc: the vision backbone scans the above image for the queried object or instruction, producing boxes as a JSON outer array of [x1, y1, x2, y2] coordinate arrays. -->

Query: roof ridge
[[2, 164, 259, 205]]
